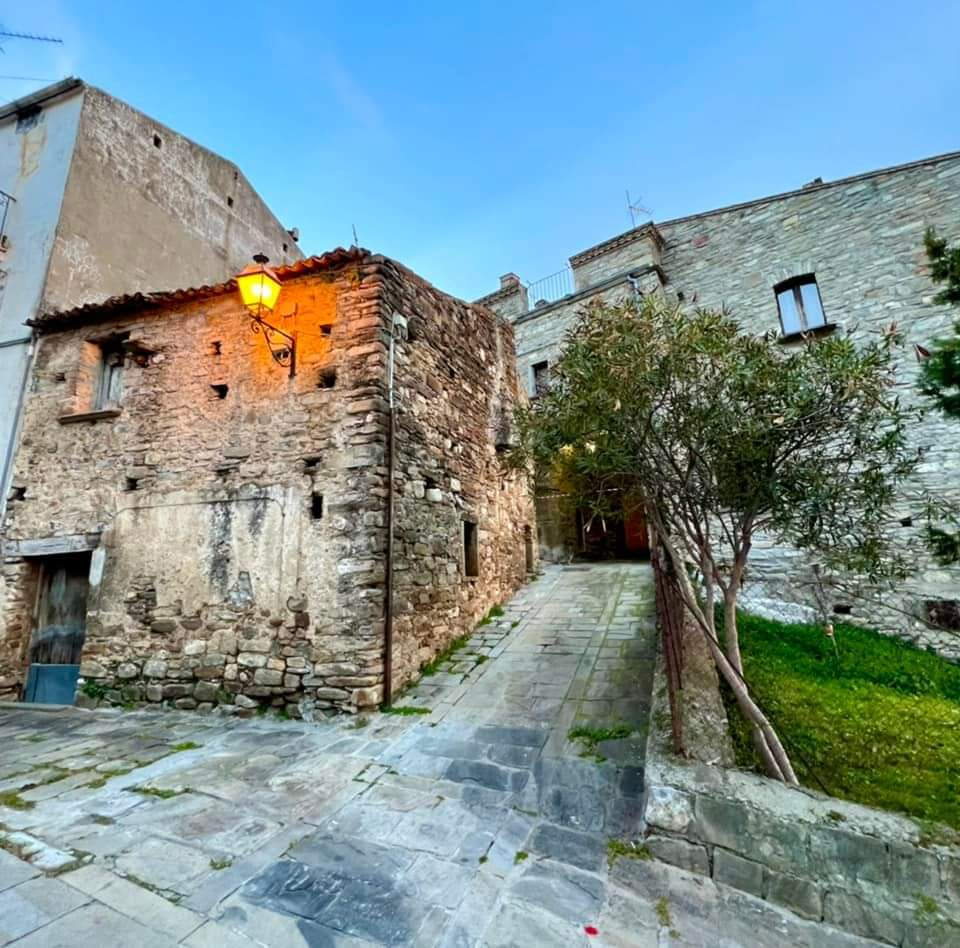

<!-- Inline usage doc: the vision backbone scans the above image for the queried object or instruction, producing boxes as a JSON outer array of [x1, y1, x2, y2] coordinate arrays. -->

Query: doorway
[[23, 553, 91, 704]]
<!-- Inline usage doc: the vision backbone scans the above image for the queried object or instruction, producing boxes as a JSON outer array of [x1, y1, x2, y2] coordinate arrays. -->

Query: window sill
[[58, 408, 122, 425], [777, 323, 838, 345]]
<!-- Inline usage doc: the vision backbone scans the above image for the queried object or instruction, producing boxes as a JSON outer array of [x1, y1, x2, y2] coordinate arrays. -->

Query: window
[[532, 360, 550, 397], [463, 520, 479, 578], [311, 493, 324, 520], [774, 275, 827, 336], [94, 342, 124, 410]]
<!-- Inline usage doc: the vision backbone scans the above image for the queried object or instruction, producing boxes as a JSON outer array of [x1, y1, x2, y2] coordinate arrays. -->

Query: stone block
[[528, 822, 605, 872], [712, 848, 764, 897], [311, 687, 350, 700], [823, 889, 905, 945], [890, 842, 942, 898], [162, 683, 192, 699], [174, 698, 198, 710], [254, 668, 284, 686], [764, 869, 822, 921], [150, 619, 177, 634], [351, 686, 381, 707], [143, 659, 166, 678], [117, 662, 139, 679], [183, 641, 206, 657], [194, 681, 220, 702], [693, 794, 751, 852], [643, 785, 694, 834], [242, 637, 272, 653], [80, 660, 107, 678], [235, 694, 258, 709], [146, 684, 163, 702], [645, 835, 709, 876], [809, 825, 889, 885], [238, 652, 268, 668]]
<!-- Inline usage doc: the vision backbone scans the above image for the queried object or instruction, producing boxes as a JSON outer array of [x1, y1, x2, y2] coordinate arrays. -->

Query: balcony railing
[[525, 267, 574, 310]]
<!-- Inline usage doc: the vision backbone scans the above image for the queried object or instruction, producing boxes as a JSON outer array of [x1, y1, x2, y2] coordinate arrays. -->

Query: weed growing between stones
[[381, 706, 431, 716], [655, 897, 680, 938], [169, 741, 201, 752], [0, 791, 34, 811], [479, 604, 505, 626], [80, 680, 109, 701], [86, 768, 132, 789], [915, 895, 940, 923], [347, 716, 370, 729], [606, 838, 652, 867], [420, 634, 472, 676], [514, 850, 528, 864], [210, 857, 233, 870], [568, 723, 635, 762]]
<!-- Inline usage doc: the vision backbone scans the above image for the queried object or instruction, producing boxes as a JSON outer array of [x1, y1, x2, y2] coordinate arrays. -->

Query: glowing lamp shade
[[236, 257, 281, 313]]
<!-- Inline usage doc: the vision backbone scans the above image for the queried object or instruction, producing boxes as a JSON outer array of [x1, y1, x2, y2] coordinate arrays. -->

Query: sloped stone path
[[0, 564, 877, 946]]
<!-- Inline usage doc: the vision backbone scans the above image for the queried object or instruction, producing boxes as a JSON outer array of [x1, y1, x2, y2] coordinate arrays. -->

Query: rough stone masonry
[[0, 249, 535, 714]]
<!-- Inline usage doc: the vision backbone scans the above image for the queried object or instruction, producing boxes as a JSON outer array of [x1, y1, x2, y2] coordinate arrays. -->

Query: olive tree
[[512, 296, 917, 783]]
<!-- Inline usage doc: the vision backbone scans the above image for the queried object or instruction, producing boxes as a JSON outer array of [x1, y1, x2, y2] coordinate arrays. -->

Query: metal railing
[[0, 189, 15, 248], [525, 267, 574, 310]]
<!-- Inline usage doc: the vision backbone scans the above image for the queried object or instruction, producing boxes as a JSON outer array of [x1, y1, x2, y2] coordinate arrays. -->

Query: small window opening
[[676, 291, 686, 302], [303, 455, 322, 473], [211, 384, 229, 400], [125, 477, 140, 491], [532, 360, 550, 397], [318, 368, 337, 389], [212, 340, 222, 356], [311, 493, 324, 520], [227, 196, 234, 208], [424, 476, 438, 491], [283, 242, 289, 253], [94, 341, 125, 410], [319, 324, 333, 338], [832, 603, 853, 616], [153, 134, 162, 149], [775, 275, 827, 335], [463, 520, 479, 578], [54, 371, 66, 383], [899, 515, 913, 527], [10, 486, 26, 501]]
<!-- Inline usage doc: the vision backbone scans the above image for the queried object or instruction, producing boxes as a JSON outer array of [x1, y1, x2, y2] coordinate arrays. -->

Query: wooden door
[[24, 554, 90, 703]]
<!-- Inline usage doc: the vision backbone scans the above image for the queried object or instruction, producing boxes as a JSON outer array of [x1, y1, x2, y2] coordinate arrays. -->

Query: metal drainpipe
[[383, 311, 408, 707]]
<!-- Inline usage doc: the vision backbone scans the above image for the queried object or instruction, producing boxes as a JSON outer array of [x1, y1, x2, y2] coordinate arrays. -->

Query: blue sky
[[4, 1, 959, 300]]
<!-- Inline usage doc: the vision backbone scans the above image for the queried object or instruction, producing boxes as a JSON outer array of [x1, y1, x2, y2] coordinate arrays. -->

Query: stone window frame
[[531, 360, 550, 398], [773, 274, 834, 341]]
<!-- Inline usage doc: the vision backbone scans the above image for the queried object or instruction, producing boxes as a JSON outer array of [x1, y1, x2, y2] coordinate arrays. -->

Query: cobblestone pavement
[[0, 563, 876, 946]]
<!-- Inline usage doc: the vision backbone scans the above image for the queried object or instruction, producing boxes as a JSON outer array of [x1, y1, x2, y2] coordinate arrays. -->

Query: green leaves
[[511, 294, 916, 581]]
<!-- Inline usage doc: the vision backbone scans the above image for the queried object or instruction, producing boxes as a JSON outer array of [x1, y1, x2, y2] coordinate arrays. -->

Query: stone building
[[0, 77, 301, 517], [0, 249, 534, 711], [479, 149, 960, 654]]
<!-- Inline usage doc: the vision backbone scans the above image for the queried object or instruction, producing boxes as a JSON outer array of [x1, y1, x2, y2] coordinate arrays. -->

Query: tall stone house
[[0, 248, 535, 711], [0, 78, 301, 518], [479, 150, 960, 656]]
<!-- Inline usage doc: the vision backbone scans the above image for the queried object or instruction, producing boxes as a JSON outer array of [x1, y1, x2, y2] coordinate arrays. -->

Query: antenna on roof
[[626, 189, 651, 228], [351, 223, 359, 248], [0, 27, 65, 54]]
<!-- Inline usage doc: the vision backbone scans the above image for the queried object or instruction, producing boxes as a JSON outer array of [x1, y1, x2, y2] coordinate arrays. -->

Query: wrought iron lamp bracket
[[249, 308, 297, 377]]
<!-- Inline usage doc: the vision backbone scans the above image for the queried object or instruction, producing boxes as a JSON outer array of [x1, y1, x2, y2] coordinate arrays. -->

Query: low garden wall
[[642, 612, 960, 947]]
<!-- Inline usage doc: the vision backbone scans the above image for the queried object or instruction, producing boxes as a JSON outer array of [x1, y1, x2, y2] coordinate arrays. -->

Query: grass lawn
[[722, 611, 960, 830]]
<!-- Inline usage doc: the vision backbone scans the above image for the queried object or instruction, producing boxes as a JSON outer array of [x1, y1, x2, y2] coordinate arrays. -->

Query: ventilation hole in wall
[[319, 324, 333, 338], [303, 455, 322, 473], [211, 384, 229, 400], [54, 372, 66, 382], [233, 170, 239, 182], [9, 486, 26, 501], [311, 493, 324, 520], [900, 515, 913, 527], [448, 366, 457, 380], [212, 340, 222, 356], [318, 368, 337, 389], [424, 476, 438, 490], [283, 242, 289, 253], [676, 291, 686, 302], [153, 134, 162, 149], [125, 477, 140, 492], [227, 196, 234, 208], [832, 604, 853, 616]]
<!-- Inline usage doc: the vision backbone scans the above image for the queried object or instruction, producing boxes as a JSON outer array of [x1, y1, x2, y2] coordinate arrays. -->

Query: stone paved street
[[0, 564, 876, 946]]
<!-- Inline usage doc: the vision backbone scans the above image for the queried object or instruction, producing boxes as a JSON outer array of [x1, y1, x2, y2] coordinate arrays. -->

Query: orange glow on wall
[[236, 261, 281, 313]]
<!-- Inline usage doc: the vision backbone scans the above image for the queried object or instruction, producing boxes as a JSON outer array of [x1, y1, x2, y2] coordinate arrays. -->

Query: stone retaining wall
[[642, 627, 960, 946]]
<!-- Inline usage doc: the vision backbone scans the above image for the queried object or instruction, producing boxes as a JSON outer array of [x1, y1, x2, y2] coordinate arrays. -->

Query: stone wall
[[0, 253, 532, 713], [642, 633, 960, 946], [377, 260, 536, 692], [481, 151, 960, 652]]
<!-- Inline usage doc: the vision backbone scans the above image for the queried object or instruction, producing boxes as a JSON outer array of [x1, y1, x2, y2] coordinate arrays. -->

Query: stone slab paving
[[0, 563, 878, 946]]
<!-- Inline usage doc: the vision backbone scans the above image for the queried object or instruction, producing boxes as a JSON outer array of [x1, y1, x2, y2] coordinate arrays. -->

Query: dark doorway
[[577, 505, 649, 560], [23, 553, 91, 704]]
